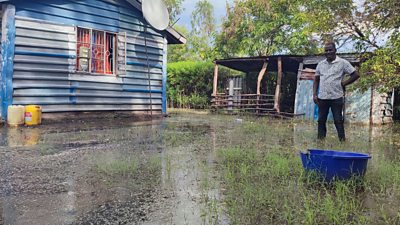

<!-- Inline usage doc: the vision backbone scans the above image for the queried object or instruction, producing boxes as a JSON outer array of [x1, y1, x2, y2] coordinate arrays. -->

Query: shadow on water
[[0, 113, 399, 224]]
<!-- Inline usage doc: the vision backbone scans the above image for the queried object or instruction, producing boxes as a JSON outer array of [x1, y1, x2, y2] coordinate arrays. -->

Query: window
[[77, 27, 116, 75]]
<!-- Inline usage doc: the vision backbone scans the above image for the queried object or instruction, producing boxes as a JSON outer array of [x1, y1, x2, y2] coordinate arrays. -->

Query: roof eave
[[165, 27, 187, 44]]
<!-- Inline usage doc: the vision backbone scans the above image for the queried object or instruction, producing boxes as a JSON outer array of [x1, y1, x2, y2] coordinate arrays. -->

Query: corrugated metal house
[[0, 0, 185, 120]]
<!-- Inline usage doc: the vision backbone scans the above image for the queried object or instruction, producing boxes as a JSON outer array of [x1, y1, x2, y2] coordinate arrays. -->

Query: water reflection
[[6, 127, 41, 147]]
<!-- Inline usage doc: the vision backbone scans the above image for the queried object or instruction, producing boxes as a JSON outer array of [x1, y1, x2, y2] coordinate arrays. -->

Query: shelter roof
[[214, 55, 303, 73], [214, 53, 361, 73]]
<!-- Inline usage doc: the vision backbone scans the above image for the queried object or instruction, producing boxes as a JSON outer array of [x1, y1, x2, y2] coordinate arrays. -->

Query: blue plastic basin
[[300, 149, 371, 182]]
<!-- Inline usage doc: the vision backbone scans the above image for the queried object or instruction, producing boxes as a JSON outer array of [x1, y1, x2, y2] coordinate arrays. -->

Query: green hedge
[[167, 61, 243, 109], [167, 61, 213, 109]]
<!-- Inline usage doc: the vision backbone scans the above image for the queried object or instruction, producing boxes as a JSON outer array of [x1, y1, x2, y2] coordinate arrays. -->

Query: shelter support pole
[[212, 64, 219, 96], [274, 57, 283, 113], [256, 61, 268, 115], [212, 64, 219, 108]]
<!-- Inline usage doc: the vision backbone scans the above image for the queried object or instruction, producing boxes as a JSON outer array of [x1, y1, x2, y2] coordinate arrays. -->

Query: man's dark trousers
[[317, 97, 345, 141]]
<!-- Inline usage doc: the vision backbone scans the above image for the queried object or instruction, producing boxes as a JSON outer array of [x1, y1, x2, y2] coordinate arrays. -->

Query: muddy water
[[0, 114, 231, 225], [0, 113, 398, 225]]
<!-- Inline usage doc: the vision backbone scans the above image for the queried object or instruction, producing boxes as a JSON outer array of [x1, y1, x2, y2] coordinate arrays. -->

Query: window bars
[[77, 27, 115, 75]]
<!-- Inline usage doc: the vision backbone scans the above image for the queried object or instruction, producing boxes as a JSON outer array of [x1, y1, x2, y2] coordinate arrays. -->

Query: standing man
[[313, 42, 360, 141]]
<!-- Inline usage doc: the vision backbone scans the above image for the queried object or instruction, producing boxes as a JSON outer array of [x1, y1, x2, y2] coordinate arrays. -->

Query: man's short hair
[[324, 42, 336, 49]]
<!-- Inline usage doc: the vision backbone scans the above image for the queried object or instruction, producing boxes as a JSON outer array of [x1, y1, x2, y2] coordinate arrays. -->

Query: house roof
[[0, 0, 186, 44]]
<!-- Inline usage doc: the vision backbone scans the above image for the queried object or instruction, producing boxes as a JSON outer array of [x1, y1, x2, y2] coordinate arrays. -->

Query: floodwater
[[0, 112, 399, 225]]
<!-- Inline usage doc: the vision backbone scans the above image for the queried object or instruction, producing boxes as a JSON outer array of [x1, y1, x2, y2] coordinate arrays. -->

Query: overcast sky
[[174, 0, 232, 30]]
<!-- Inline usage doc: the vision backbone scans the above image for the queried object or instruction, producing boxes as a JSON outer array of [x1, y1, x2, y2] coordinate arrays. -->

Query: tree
[[303, 0, 394, 52], [190, 0, 216, 60], [214, 0, 400, 92], [215, 0, 319, 57], [356, 0, 400, 92], [164, 0, 184, 23], [168, 25, 192, 62]]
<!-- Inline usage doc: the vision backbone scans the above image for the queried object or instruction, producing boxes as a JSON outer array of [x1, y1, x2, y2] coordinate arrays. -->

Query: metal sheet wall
[[345, 88, 372, 123], [0, 6, 2, 77], [12, 0, 165, 113], [0, 7, 2, 117], [294, 80, 315, 120]]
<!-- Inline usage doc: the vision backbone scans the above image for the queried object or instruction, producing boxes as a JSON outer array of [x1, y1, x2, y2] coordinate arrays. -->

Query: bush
[[167, 61, 214, 109], [167, 61, 244, 109]]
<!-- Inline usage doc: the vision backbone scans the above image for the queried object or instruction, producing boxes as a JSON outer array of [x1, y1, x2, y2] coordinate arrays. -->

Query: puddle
[[0, 114, 399, 224]]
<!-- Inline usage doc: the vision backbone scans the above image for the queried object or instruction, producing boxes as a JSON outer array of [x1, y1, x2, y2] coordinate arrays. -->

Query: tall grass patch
[[216, 120, 400, 225]]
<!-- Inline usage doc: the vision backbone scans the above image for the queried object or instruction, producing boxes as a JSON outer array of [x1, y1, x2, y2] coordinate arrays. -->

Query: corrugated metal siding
[[0, 6, 2, 76], [118, 3, 164, 115], [294, 80, 315, 120], [0, 6, 4, 117], [13, 18, 76, 111], [345, 88, 371, 123], [12, 0, 166, 113]]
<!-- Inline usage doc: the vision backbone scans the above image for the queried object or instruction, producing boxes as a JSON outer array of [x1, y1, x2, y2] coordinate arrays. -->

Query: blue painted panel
[[127, 61, 162, 69], [15, 50, 75, 58], [123, 88, 162, 94], [1, 4, 16, 119], [14, 0, 120, 32]]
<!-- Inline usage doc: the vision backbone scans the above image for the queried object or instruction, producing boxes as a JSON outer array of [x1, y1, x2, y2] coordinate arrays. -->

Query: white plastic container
[[7, 105, 25, 126]]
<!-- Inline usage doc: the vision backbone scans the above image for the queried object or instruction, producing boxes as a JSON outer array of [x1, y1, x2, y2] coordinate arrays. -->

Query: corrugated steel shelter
[[0, 0, 186, 120], [213, 54, 394, 124]]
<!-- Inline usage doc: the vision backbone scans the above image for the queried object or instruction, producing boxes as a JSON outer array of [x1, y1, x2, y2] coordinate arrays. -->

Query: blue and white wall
[[1, 0, 169, 118]]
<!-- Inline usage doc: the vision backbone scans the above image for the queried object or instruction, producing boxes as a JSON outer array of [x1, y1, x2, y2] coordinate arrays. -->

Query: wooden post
[[212, 64, 219, 96], [257, 61, 268, 95], [274, 57, 283, 113], [256, 61, 268, 115]]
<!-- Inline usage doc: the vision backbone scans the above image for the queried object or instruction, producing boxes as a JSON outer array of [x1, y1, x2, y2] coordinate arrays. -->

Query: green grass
[[94, 157, 139, 177], [93, 154, 163, 190], [217, 146, 400, 225], [213, 119, 400, 225]]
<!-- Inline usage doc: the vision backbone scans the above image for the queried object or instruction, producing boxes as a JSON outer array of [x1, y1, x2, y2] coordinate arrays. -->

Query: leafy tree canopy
[[213, 0, 399, 91], [168, 25, 192, 62], [164, 0, 184, 23], [215, 0, 320, 57], [357, 0, 400, 92], [190, 0, 216, 60]]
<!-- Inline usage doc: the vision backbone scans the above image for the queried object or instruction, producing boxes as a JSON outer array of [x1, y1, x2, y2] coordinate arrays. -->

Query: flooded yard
[[0, 111, 399, 225]]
